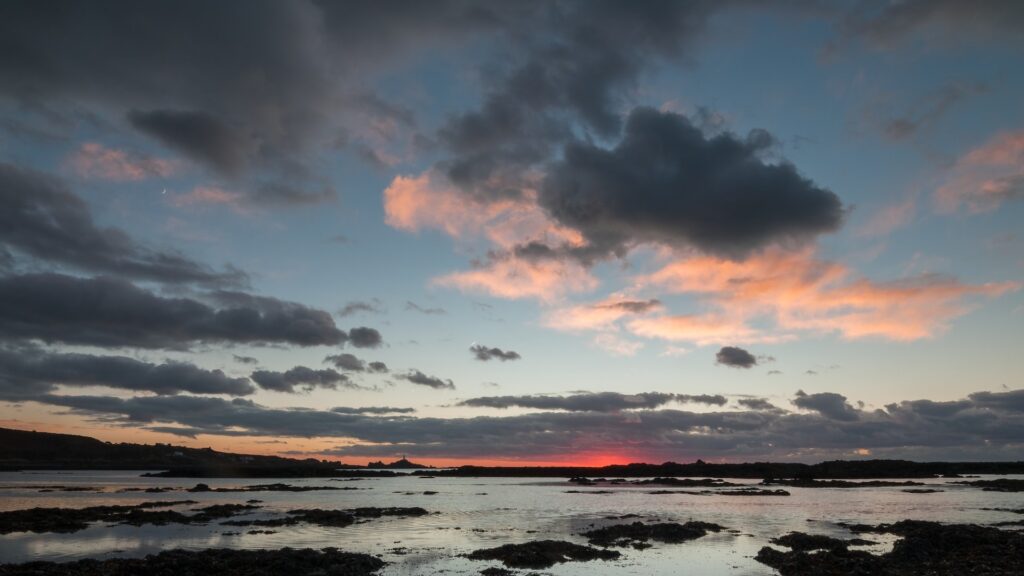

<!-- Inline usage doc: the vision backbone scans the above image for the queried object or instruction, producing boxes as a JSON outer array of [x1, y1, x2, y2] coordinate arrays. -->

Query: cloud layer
[[9, 386, 1022, 462]]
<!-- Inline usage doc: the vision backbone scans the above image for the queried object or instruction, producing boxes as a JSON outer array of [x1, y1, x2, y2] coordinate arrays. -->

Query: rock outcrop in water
[[0, 500, 208, 534], [756, 520, 1024, 575], [952, 478, 1024, 492], [186, 482, 357, 492], [760, 478, 927, 488], [467, 540, 620, 569], [222, 507, 429, 528], [582, 521, 725, 548], [0, 547, 385, 576]]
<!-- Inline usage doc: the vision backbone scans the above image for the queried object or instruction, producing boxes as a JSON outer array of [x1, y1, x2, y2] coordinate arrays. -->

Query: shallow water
[[1, 471, 1021, 574]]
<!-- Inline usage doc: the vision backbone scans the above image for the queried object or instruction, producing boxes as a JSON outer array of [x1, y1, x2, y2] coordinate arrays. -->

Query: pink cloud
[[858, 197, 915, 237], [67, 142, 176, 181], [545, 296, 663, 332], [385, 170, 594, 300], [169, 186, 247, 213], [936, 131, 1024, 212]]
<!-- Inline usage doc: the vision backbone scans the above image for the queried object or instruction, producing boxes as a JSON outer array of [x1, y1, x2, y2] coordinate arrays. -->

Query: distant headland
[[2, 427, 1022, 479]]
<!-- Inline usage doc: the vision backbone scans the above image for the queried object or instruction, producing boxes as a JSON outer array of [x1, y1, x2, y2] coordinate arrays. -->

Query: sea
[[1, 470, 1021, 575]]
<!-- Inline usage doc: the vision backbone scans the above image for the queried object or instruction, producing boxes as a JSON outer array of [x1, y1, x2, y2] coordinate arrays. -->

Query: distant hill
[[419, 459, 1024, 479], [5, 427, 1024, 479], [0, 427, 348, 474]]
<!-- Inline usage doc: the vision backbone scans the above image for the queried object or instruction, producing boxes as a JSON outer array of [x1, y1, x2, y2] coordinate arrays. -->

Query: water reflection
[[1, 471, 1021, 575]]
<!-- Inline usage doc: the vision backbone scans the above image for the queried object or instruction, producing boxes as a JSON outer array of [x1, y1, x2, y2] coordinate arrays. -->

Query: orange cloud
[[936, 130, 1024, 212], [67, 142, 176, 181], [384, 170, 522, 239], [634, 248, 1019, 342]]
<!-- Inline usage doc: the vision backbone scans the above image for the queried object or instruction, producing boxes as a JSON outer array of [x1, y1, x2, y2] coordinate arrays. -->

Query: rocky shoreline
[[0, 548, 386, 576]]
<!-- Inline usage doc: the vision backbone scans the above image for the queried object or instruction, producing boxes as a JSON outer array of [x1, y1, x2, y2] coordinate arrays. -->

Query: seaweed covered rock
[[0, 547, 385, 576], [467, 540, 620, 569], [582, 521, 724, 547], [756, 520, 1024, 575], [0, 501, 201, 534]]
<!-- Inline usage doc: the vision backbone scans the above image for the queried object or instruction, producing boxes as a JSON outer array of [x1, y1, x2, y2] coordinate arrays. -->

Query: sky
[[0, 0, 1022, 466]]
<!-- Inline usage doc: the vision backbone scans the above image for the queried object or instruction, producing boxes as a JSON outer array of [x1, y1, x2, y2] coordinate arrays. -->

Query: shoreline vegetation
[[3, 428, 1023, 479]]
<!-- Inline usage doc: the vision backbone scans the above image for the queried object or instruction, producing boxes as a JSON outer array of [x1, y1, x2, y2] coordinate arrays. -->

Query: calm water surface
[[1, 471, 1021, 575]]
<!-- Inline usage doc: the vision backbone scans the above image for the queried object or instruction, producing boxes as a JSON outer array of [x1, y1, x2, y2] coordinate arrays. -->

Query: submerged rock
[[467, 540, 620, 569], [0, 547, 385, 575], [582, 521, 725, 547]]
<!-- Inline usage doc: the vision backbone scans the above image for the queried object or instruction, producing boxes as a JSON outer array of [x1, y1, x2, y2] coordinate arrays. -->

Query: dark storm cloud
[[435, 1, 722, 198], [233, 355, 259, 365], [0, 0, 331, 195], [399, 370, 454, 390], [459, 391, 680, 412], [324, 353, 366, 372], [792, 390, 860, 422], [470, 345, 521, 362], [250, 366, 353, 394], [0, 163, 246, 287], [0, 273, 347, 349], [0, 0, 511, 204], [968, 389, 1024, 412], [368, 361, 389, 374], [678, 394, 728, 406], [715, 346, 759, 369], [347, 327, 383, 349], [737, 398, 778, 411], [0, 346, 254, 398], [405, 301, 446, 315], [540, 108, 844, 258], [127, 109, 245, 174], [15, 386, 1023, 461], [338, 299, 384, 317]]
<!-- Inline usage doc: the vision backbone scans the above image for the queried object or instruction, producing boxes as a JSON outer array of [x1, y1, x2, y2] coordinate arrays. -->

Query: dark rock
[[479, 568, 516, 576], [222, 507, 428, 528], [761, 479, 926, 488], [953, 479, 1024, 492], [756, 520, 1024, 575], [188, 482, 353, 493], [582, 521, 724, 547], [0, 547, 385, 575], [467, 540, 619, 569], [715, 488, 790, 496], [770, 532, 860, 552], [0, 500, 200, 534]]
